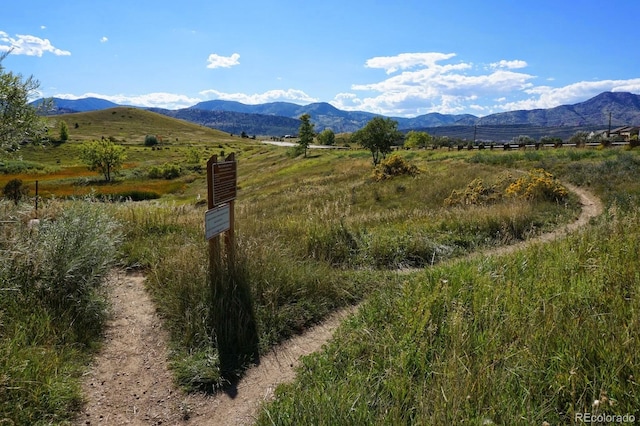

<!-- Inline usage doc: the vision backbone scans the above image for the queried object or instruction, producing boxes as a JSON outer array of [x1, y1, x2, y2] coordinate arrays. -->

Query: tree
[[298, 113, 315, 157], [513, 135, 536, 147], [144, 134, 158, 146], [3, 178, 28, 205], [316, 128, 336, 146], [569, 131, 590, 147], [404, 130, 432, 149], [59, 120, 69, 142], [80, 139, 127, 182], [540, 136, 563, 147], [351, 117, 402, 166], [0, 51, 49, 152]]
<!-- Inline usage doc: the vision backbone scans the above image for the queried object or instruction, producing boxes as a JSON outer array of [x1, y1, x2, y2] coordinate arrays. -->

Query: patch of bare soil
[[76, 183, 602, 426]]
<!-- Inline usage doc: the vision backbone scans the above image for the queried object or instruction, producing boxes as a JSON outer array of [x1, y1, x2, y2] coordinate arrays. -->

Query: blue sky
[[2, 0, 640, 118]]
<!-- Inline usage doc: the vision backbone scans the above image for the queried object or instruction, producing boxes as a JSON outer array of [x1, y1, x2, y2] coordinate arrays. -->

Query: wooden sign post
[[205, 152, 258, 376], [206, 153, 237, 266]]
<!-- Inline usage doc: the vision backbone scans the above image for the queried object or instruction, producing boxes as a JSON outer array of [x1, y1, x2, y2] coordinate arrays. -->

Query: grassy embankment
[[0, 107, 614, 423]]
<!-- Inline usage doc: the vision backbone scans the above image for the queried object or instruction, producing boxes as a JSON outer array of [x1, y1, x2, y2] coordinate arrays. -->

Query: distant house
[[609, 126, 640, 140]]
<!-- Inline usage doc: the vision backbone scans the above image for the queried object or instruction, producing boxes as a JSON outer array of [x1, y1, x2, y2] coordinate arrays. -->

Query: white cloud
[[0, 31, 70, 56], [365, 52, 458, 74], [55, 92, 202, 110], [100, 36, 108, 43], [206, 53, 240, 69], [490, 59, 527, 69], [343, 52, 536, 116], [199, 88, 318, 104]]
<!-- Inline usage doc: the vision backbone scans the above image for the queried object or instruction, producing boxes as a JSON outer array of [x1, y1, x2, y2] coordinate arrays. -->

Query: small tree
[[59, 120, 69, 142], [569, 131, 590, 147], [80, 139, 127, 182], [513, 135, 535, 148], [298, 113, 315, 157], [3, 178, 28, 205], [404, 130, 432, 149], [351, 117, 402, 166], [144, 134, 158, 146], [316, 128, 336, 146]]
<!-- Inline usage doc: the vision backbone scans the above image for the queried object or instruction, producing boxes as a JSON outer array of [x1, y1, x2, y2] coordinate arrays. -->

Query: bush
[[372, 154, 419, 181], [444, 173, 514, 207], [6, 202, 122, 344], [317, 128, 336, 146], [144, 134, 159, 146], [0, 200, 121, 423], [148, 163, 182, 179], [505, 168, 568, 202], [3, 178, 28, 205]]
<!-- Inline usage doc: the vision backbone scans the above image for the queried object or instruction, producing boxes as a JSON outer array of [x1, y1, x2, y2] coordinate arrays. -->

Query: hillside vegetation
[[1, 109, 638, 424]]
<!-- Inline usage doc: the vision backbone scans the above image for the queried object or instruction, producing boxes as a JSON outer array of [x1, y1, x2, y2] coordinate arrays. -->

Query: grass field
[[1, 107, 638, 423]]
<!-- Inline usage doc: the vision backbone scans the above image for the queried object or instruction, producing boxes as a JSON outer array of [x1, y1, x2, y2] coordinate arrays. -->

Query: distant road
[[261, 140, 348, 149]]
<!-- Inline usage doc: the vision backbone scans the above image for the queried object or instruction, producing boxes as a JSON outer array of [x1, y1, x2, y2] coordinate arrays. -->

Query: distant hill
[[33, 97, 120, 114], [457, 92, 640, 127], [175, 100, 471, 135], [47, 107, 234, 143], [33, 92, 640, 137], [149, 108, 302, 137]]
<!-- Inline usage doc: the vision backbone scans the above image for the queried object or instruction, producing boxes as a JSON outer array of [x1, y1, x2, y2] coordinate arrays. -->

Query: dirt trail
[[76, 183, 602, 426], [77, 272, 355, 426]]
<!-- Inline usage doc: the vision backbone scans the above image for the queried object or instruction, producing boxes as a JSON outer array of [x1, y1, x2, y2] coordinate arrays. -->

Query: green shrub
[[144, 134, 159, 146], [0, 200, 122, 423], [3, 178, 28, 205], [9, 202, 122, 344], [148, 163, 182, 179]]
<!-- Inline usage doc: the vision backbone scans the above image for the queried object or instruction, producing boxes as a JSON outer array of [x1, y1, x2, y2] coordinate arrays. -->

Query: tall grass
[[0, 199, 121, 424], [258, 208, 640, 425], [254, 149, 640, 425]]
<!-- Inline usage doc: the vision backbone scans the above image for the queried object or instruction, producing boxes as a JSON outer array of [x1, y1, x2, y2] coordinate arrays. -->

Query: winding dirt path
[[76, 183, 602, 425]]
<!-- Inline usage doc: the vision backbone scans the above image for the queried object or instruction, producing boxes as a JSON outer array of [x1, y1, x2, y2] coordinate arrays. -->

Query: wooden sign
[[206, 153, 236, 264], [211, 160, 237, 206]]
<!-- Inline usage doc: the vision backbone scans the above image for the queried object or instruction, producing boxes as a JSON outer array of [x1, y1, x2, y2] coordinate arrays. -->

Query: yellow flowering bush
[[444, 172, 513, 206], [372, 154, 419, 181], [505, 168, 568, 202]]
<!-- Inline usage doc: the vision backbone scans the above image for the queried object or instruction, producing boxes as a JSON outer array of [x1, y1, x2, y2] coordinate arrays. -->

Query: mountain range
[[35, 92, 640, 138]]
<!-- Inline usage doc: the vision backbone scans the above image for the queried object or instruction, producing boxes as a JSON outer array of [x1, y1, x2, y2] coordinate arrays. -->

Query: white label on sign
[[205, 204, 230, 240]]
